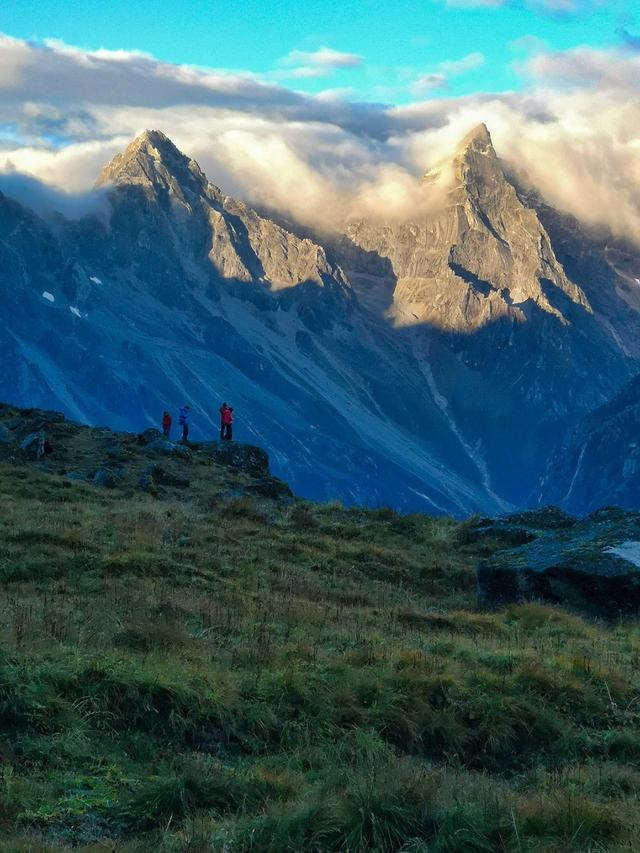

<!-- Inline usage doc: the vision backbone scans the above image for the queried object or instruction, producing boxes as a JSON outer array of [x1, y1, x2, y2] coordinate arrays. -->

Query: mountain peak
[[96, 129, 212, 199], [455, 123, 496, 162], [459, 122, 492, 148], [124, 128, 174, 155]]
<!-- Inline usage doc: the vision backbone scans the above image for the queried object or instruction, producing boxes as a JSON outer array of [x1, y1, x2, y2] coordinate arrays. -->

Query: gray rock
[[145, 438, 190, 460], [138, 428, 163, 445], [206, 441, 269, 477], [0, 424, 14, 444], [20, 431, 45, 460], [92, 467, 123, 488], [477, 507, 640, 617], [171, 443, 191, 460]]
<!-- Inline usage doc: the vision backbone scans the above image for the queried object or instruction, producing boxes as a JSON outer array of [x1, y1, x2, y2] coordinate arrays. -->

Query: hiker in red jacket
[[162, 410, 172, 439], [219, 402, 233, 441]]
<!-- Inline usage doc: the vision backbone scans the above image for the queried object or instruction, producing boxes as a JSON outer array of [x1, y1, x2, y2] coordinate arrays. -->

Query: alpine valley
[[2, 124, 639, 515]]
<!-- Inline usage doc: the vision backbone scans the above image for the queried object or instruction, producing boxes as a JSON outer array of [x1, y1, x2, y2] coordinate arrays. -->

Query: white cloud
[[281, 46, 363, 68], [525, 45, 640, 89], [0, 35, 639, 244], [409, 52, 484, 96], [438, 52, 485, 74], [409, 73, 448, 94]]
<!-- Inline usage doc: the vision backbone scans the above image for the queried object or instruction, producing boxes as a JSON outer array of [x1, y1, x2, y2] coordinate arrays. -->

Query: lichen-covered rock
[[205, 441, 269, 477], [477, 507, 640, 617]]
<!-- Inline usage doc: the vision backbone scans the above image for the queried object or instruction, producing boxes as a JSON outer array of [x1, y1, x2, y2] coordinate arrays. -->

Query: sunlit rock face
[[335, 124, 640, 506], [1, 125, 639, 514], [97, 131, 345, 293], [343, 124, 589, 330]]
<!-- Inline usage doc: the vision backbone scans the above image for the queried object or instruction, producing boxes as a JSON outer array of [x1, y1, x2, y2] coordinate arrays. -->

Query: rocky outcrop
[[203, 441, 269, 476], [477, 507, 640, 617], [0, 402, 294, 504]]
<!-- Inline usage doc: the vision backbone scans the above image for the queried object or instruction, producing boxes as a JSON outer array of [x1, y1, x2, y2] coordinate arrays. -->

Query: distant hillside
[[537, 371, 640, 515], [1, 402, 640, 851]]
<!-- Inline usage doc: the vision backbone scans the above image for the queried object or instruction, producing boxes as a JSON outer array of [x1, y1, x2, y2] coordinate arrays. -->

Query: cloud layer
[[1, 34, 639, 243]]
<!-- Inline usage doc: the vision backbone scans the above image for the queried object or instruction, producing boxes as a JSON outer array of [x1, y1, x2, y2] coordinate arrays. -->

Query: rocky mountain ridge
[[0, 129, 508, 515], [1, 124, 639, 514]]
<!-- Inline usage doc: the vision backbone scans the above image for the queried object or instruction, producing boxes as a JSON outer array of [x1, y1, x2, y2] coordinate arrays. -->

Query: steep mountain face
[[2, 125, 639, 514], [537, 373, 640, 515], [336, 124, 640, 506], [0, 131, 506, 516], [343, 124, 589, 330]]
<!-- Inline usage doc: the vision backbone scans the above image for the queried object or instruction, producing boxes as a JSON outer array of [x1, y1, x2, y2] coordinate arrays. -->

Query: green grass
[[1, 430, 640, 851]]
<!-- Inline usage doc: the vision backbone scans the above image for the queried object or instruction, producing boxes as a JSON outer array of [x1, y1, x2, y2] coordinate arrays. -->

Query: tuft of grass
[[288, 503, 317, 530]]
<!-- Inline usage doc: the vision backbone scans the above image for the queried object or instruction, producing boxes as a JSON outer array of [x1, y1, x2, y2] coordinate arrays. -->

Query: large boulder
[[20, 430, 46, 460], [146, 438, 191, 460], [205, 441, 270, 477], [138, 428, 163, 445], [477, 507, 640, 617], [93, 467, 124, 488]]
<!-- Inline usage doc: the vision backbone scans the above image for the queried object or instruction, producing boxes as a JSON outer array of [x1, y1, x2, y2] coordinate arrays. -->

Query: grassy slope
[[0, 419, 640, 850]]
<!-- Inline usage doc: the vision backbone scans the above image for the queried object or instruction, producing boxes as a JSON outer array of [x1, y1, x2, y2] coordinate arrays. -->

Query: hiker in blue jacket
[[178, 405, 190, 444]]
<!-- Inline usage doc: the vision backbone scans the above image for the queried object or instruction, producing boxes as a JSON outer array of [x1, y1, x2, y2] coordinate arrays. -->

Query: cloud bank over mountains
[[0, 32, 639, 241]]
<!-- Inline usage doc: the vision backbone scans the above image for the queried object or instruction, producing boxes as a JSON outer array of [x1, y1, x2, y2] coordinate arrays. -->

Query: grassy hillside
[[1, 407, 640, 850]]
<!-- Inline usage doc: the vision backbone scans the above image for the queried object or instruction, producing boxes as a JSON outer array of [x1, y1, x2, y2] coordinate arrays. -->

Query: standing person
[[162, 410, 172, 439], [219, 403, 227, 441], [219, 402, 233, 441], [178, 405, 190, 444]]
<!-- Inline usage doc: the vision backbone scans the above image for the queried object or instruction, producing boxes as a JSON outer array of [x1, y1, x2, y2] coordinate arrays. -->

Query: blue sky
[[1, 0, 635, 103], [0, 0, 638, 244]]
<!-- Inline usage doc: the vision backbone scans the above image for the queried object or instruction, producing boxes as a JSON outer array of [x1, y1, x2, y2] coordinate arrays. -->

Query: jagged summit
[[456, 122, 493, 153], [94, 129, 350, 293], [96, 128, 219, 204], [421, 123, 494, 186], [344, 121, 590, 330]]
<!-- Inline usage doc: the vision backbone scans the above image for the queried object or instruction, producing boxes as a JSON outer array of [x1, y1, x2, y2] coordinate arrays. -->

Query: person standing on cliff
[[179, 405, 190, 444], [162, 410, 172, 439], [219, 402, 233, 441]]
